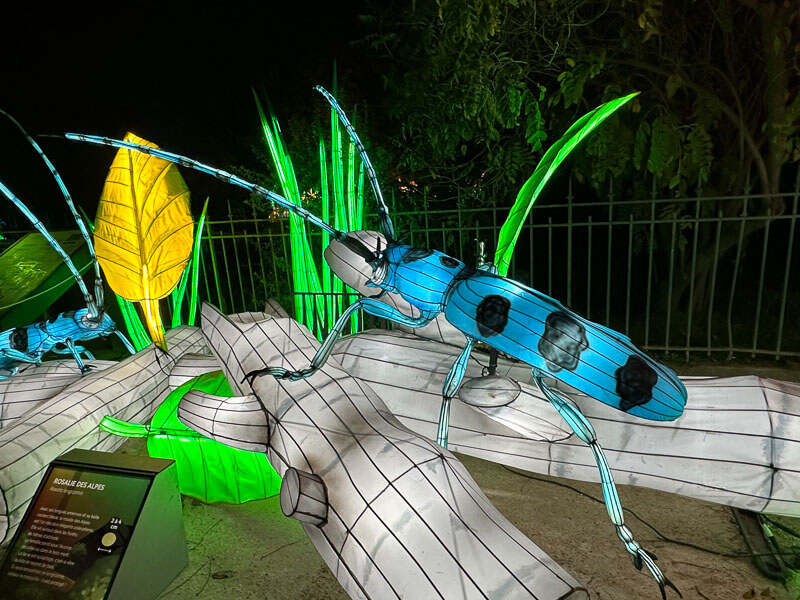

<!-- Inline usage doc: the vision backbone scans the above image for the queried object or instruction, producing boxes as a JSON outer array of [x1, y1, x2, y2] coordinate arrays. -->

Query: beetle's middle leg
[[64, 338, 93, 374], [532, 367, 680, 599], [52, 344, 94, 360], [437, 337, 476, 448]]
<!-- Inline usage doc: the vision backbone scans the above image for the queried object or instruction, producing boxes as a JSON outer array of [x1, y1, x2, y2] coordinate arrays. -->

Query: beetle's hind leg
[[436, 338, 476, 448], [532, 367, 680, 600]]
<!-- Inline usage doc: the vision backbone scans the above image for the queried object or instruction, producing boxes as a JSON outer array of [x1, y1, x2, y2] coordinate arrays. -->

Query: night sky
[[0, 2, 377, 226]]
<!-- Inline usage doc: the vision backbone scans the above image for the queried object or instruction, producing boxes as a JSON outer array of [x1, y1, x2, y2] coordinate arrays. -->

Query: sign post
[[0, 449, 187, 599]]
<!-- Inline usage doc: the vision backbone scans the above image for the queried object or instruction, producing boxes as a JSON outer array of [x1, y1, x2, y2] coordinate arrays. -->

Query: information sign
[[0, 449, 187, 600]]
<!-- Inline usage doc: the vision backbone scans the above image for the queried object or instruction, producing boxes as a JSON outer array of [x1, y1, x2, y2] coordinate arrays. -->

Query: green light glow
[[116, 295, 151, 351], [99, 416, 149, 437], [253, 90, 324, 338], [81, 211, 151, 351], [320, 135, 334, 328], [170, 260, 191, 328], [101, 370, 281, 504], [494, 92, 639, 277], [331, 97, 346, 323], [188, 198, 208, 326], [252, 81, 366, 340]]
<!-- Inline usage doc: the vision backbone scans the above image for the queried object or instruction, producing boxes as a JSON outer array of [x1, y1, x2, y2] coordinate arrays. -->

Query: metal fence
[[2, 170, 797, 361], [196, 171, 800, 361]]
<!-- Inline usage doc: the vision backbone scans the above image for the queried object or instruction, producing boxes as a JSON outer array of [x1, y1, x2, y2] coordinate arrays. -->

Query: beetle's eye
[[341, 235, 377, 264], [369, 253, 389, 285]]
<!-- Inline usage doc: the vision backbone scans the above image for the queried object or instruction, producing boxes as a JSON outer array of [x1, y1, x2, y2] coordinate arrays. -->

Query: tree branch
[[610, 58, 771, 193]]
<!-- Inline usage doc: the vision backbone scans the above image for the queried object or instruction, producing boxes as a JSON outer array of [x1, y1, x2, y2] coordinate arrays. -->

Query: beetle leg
[[64, 338, 92, 374], [245, 299, 436, 383], [532, 367, 680, 599], [114, 330, 136, 354], [0, 348, 41, 363], [436, 337, 476, 448]]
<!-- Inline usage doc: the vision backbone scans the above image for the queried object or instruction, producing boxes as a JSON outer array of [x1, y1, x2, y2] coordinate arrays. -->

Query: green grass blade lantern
[[253, 87, 365, 340], [494, 92, 639, 276], [101, 370, 281, 503]]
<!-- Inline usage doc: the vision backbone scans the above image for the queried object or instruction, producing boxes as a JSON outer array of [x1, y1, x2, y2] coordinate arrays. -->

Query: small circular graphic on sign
[[101, 532, 117, 547]]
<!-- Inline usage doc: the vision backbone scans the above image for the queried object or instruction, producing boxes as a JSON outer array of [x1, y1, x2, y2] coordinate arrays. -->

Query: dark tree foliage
[[362, 0, 799, 204]]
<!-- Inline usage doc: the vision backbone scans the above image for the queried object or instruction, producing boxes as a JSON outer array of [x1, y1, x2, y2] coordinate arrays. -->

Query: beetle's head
[[77, 308, 116, 336], [325, 230, 390, 293]]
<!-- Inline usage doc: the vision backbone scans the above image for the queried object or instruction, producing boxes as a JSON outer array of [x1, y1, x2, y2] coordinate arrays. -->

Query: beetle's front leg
[[532, 368, 680, 600], [245, 299, 436, 383], [64, 338, 93, 374], [436, 337, 476, 448]]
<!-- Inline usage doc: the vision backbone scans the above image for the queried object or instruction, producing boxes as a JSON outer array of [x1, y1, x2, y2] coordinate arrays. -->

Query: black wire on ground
[[501, 465, 800, 562]]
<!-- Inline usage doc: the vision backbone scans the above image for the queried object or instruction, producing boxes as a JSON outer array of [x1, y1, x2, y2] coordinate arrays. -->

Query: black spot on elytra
[[537, 311, 589, 372], [402, 248, 434, 263], [9, 328, 28, 351], [616, 355, 658, 411], [476, 295, 511, 337], [439, 256, 460, 268]]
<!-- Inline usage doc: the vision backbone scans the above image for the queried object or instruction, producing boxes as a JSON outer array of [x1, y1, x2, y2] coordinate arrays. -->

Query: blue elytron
[[0, 112, 134, 378], [67, 86, 684, 597]]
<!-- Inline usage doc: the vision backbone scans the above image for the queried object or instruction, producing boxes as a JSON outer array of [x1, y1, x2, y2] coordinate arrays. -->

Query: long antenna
[[0, 180, 98, 312], [64, 133, 345, 239], [313, 86, 395, 240], [1, 110, 102, 318]]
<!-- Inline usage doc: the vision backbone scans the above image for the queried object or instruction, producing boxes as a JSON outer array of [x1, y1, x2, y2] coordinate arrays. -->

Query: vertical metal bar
[[200, 231, 212, 303], [586, 215, 592, 319], [205, 218, 225, 313], [567, 176, 573, 306], [424, 188, 431, 249], [644, 194, 656, 349], [244, 226, 256, 310], [227, 199, 247, 312], [529, 206, 534, 288], [252, 202, 268, 301], [457, 198, 463, 260], [625, 214, 633, 336], [727, 196, 748, 357], [548, 216, 553, 296], [685, 200, 701, 362], [706, 209, 723, 357], [269, 233, 280, 303], [665, 219, 677, 354], [776, 168, 800, 359], [605, 176, 614, 327], [219, 226, 235, 313], [493, 207, 498, 273], [279, 219, 294, 302], [751, 209, 771, 357], [409, 192, 415, 247]]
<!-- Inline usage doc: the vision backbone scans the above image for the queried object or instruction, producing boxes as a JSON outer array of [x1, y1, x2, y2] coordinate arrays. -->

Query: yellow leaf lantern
[[95, 132, 193, 350]]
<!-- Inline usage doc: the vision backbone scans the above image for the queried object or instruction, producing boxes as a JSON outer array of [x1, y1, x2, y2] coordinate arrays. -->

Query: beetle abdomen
[[444, 271, 686, 421]]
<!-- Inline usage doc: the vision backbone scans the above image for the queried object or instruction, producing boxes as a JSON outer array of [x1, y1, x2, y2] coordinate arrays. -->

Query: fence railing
[[197, 171, 800, 361], [2, 169, 797, 361]]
